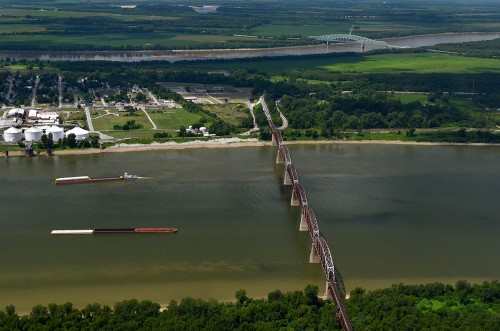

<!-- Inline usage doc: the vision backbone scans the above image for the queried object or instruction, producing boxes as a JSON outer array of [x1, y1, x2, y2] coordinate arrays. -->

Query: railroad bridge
[[260, 96, 353, 331]]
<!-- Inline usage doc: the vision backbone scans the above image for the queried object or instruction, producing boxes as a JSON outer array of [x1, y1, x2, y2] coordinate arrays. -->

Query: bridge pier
[[284, 170, 292, 186], [291, 187, 299, 206], [309, 243, 320, 263], [361, 44, 365, 52], [323, 281, 333, 300], [299, 209, 308, 231], [276, 151, 283, 164], [271, 134, 277, 146]]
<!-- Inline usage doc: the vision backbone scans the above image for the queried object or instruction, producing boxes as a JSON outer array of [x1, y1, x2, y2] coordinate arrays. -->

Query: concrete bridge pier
[[309, 244, 320, 263], [284, 170, 292, 185], [299, 209, 308, 231], [323, 282, 333, 300], [271, 134, 277, 146], [291, 187, 300, 206], [361, 43, 365, 52], [276, 151, 283, 164]]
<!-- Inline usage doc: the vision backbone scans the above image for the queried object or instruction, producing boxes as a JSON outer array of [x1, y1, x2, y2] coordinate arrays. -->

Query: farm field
[[178, 52, 500, 76], [0, 0, 498, 50], [320, 53, 500, 74]]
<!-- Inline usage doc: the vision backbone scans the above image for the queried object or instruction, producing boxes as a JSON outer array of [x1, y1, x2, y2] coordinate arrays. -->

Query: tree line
[[1, 281, 499, 330]]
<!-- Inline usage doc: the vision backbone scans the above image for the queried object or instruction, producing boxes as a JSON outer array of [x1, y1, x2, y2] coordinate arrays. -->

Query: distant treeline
[[1, 281, 499, 330]]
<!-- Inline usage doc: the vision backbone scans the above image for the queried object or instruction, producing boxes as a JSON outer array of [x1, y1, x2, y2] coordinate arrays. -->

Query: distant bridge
[[260, 96, 353, 331], [309, 33, 388, 46]]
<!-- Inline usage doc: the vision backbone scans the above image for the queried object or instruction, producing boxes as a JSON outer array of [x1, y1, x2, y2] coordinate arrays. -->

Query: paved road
[[138, 105, 157, 130], [6, 78, 13, 103], [143, 88, 159, 105], [31, 75, 40, 108], [58, 75, 63, 108], [276, 104, 288, 130], [84, 107, 95, 132], [240, 99, 260, 136]]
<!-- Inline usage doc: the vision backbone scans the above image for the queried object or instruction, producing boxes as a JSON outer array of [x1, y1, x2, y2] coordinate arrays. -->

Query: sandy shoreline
[[1, 138, 499, 158]]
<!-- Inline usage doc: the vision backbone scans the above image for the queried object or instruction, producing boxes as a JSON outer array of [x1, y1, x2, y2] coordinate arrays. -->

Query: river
[[0, 32, 498, 62], [0, 144, 499, 313]]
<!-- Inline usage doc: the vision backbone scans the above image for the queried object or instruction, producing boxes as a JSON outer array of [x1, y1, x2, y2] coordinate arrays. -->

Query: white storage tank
[[3, 127, 23, 142], [47, 126, 64, 141], [66, 127, 89, 141], [24, 126, 43, 142]]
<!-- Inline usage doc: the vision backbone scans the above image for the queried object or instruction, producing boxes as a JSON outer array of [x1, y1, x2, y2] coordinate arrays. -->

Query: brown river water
[[0, 144, 499, 313]]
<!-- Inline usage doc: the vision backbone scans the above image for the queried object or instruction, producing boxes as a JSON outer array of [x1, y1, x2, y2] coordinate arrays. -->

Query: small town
[[0, 71, 255, 154]]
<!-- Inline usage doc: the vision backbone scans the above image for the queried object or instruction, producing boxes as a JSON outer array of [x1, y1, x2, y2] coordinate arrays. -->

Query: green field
[[91, 108, 209, 138], [101, 129, 157, 140], [92, 112, 152, 131], [147, 109, 205, 131], [248, 24, 352, 37], [394, 93, 430, 104], [203, 104, 250, 126], [0, 8, 176, 21], [321, 53, 500, 74], [0, 0, 498, 51], [182, 52, 500, 77]]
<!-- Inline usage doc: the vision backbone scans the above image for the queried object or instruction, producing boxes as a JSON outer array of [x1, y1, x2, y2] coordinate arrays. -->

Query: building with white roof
[[3, 127, 23, 142], [47, 126, 65, 141], [65, 127, 89, 140], [24, 126, 43, 141]]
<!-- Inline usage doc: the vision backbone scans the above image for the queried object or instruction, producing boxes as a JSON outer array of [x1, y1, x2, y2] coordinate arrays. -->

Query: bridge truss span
[[278, 144, 291, 166], [303, 206, 319, 238], [285, 164, 300, 186], [309, 33, 387, 47], [291, 183, 307, 207]]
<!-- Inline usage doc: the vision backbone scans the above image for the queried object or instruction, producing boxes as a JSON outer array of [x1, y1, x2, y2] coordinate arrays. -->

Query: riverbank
[[2, 137, 500, 158]]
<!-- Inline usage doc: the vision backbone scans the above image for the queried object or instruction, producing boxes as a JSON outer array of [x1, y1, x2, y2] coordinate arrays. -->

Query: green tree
[[67, 133, 77, 148], [235, 289, 248, 304]]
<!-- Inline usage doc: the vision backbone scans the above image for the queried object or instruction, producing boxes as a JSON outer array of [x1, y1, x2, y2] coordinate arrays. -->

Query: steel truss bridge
[[309, 33, 388, 47], [260, 96, 353, 331]]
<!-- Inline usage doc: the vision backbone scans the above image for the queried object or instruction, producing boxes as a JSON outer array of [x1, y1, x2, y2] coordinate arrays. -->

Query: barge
[[51, 227, 177, 235], [55, 172, 138, 185]]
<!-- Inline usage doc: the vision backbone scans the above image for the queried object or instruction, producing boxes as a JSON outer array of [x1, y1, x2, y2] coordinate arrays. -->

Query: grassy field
[[248, 24, 352, 37], [320, 53, 500, 74], [100, 129, 157, 140], [203, 104, 249, 126], [247, 21, 439, 37], [394, 93, 429, 104], [91, 108, 208, 138], [92, 112, 152, 131], [180, 52, 500, 76], [0, 8, 176, 21], [146, 108, 204, 131]]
